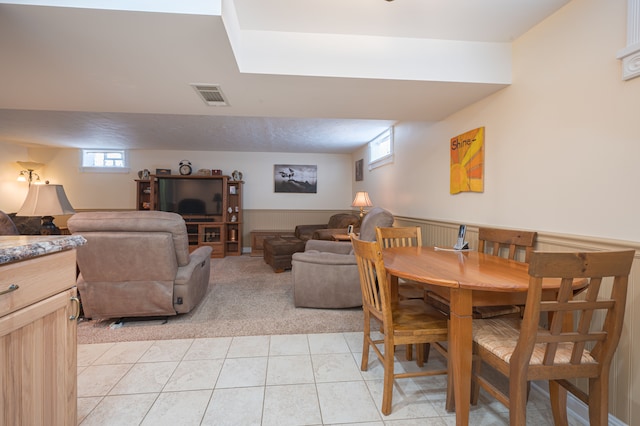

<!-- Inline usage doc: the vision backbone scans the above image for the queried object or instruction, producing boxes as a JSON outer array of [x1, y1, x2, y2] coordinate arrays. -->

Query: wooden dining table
[[382, 246, 586, 426]]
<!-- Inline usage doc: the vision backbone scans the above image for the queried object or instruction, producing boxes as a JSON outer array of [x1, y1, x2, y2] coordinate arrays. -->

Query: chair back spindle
[[376, 226, 422, 249]]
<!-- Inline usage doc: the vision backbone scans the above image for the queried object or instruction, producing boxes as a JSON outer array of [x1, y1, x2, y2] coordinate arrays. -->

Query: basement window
[[80, 149, 129, 173], [368, 127, 394, 170]]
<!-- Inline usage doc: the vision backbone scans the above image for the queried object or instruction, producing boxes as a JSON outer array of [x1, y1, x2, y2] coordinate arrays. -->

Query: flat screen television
[[157, 177, 223, 217]]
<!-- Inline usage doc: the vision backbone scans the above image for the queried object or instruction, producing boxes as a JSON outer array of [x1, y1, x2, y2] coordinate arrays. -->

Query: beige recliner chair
[[67, 211, 212, 320], [291, 207, 394, 308]]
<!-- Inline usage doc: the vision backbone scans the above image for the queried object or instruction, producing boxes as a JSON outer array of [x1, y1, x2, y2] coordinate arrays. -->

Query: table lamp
[[351, 191, 373, 218], [16, 183, 76, 235]]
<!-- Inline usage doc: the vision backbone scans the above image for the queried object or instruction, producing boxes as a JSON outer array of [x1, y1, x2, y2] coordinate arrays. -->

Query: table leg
[[449, 288, 473, 426]]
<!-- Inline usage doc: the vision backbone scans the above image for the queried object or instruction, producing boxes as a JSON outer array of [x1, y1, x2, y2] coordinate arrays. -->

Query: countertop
[[0, 235, 86, 265]]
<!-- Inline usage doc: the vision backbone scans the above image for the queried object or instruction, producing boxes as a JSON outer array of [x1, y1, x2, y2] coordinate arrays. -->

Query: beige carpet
[[77, 255, 364, 344]]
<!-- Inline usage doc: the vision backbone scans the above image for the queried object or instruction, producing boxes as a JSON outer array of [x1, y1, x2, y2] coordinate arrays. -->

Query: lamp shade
[[16, 184, 76, 217], [351, 191, 373, 208], [16, 161, 44, 170]]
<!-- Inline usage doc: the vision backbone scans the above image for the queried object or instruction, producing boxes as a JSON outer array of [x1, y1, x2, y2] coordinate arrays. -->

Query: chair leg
[[508, 369, 528, 426], [361, 312, 371, 371], [470, 354, 481, 405], [549, 380, 568, 426], [416, 344, 424, 367], [381, 338, 396, 415], [445, 358, 455, 412], [408, 343, 430, 365], [588, 376, 608, 426]]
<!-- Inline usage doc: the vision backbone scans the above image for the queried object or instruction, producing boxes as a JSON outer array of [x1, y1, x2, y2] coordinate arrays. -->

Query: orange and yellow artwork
[[450, 127, 484, 194]]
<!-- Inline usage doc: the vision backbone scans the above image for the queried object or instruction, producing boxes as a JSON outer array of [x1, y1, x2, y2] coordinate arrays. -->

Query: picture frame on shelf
[[155, 168, 171, 176]]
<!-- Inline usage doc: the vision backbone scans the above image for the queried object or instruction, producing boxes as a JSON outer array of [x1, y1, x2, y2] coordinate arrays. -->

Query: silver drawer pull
[[0, 284, 19, 296]]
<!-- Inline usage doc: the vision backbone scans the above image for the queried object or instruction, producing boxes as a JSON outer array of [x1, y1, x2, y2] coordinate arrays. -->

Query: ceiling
[[0, 0, 571, 154]]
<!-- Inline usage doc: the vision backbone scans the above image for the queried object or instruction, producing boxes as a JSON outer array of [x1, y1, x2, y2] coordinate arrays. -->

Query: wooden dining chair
[[471, 249, 635, 426], [427, 227, 537, 319], [376, 226, 429, 363], [478, 227, 537, 263], [351, 234, 452, 415], [376, 226, 422, 249], [375, 227, 427, 301]]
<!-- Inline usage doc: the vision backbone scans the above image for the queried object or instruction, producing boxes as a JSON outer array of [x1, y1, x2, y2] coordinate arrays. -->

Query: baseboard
[[531, 381, 627, 426]]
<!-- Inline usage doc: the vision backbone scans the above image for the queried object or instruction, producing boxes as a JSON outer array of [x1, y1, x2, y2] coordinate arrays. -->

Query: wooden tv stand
[[135, 175, 243, 258]]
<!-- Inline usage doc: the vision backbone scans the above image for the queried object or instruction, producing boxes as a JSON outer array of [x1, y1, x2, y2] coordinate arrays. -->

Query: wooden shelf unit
[[135, 175, 243, 258], [225, 180, 243, 256], [135, 179, 155, 210]]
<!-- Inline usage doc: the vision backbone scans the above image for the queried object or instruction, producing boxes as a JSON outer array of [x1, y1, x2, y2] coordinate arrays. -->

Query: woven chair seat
[[473, 318, 595, 365]]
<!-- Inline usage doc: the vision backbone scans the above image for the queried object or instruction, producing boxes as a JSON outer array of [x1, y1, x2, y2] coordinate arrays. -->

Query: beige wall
[[355, 0, 638, 243], [1, 147, 354, 213], [1, 142, 31, 212], [1, 0, 638, 422], [352, 0, 639, 422]]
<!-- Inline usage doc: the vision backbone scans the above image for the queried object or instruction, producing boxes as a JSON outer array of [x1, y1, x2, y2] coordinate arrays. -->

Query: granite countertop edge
[[0, 235, 87, 265]]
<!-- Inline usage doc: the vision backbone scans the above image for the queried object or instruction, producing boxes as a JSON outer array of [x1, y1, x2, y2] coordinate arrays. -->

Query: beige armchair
[[67, 211, 212, 320], [291, 207, 394, 308]]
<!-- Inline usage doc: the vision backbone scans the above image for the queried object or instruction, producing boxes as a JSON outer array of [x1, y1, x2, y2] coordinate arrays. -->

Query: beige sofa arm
[[173, 246, 212, 314], [291, 251, 361, 308], [175, 246, 212, 284], [292, 251, 356, 266]]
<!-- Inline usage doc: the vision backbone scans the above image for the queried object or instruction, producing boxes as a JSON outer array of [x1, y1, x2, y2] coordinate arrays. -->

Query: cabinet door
[[199, 224, 225, 258], [0, 288, 78, 426]]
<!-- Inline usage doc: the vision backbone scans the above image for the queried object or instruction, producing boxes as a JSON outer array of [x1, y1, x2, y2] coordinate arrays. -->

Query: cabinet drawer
[[211, 244, 224, 258], [0, 249, 76, 317]]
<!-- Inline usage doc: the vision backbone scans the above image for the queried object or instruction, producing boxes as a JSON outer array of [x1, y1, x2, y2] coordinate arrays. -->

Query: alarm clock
[[179, 160, 192, 175]]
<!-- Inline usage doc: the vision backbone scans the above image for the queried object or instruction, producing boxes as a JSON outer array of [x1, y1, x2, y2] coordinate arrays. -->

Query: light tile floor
[[77, 332, 579, 425]]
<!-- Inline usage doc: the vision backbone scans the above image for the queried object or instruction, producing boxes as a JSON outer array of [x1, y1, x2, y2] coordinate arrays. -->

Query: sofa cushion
[[7, 213, 41, 235], [295, 224, 326, 241], [327, 213, 360, 229]]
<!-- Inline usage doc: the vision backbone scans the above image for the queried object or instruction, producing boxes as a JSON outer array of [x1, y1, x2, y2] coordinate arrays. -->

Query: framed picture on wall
[[450, 126, 484, 194], [355, 159, 364, 181], [274, 164, 317, 193]]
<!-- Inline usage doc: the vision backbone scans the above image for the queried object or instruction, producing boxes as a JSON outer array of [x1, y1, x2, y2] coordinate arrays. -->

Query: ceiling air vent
[[191, 84, 229, 106]]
